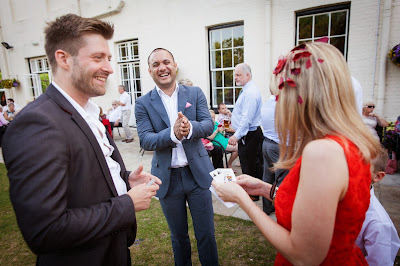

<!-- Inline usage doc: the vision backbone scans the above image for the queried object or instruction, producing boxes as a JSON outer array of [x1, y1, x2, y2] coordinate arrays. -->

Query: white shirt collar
[[156, 82, 179, 97]]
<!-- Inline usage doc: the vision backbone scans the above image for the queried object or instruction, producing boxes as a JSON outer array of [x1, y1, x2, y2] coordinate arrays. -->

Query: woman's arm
[[214, 139, 349, 265], [372, 114, 389, 127], [4, 111, 10, 121]]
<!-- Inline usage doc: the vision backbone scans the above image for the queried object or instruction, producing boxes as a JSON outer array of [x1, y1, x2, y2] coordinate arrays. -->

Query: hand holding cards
[[209, 168, 237, 208]]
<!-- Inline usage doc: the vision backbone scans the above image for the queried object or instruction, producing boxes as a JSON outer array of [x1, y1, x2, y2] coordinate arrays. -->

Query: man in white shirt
[[229, 63, 263, 201], [135, 48, 218, 265], [2, 13, 160, 265], [117, 85, 134, 143], [355, 148, 400, 265], [107, 100, 121, 130]]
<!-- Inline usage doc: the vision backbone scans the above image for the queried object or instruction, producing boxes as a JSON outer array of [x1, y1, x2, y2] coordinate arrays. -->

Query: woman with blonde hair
[[213, 42, 381, 265], [362, 100, 389, 140]]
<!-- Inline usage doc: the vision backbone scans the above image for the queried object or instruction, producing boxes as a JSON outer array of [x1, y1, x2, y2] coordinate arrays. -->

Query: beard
[[71, 58, 107, 98]]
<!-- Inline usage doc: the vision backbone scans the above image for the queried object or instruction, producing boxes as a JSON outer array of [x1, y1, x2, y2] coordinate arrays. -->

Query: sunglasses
[[270, 170, 287, 204], [366, 105, 375, 108]]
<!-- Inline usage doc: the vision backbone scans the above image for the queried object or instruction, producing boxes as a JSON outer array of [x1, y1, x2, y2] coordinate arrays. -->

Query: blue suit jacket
[[135, 85, 214, 198]]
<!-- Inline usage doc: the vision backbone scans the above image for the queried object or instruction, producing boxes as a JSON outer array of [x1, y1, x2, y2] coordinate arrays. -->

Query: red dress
[[274, 135, 370, 265]]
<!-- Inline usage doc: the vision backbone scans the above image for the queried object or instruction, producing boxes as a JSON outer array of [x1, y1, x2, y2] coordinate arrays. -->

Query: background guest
[[229, 63, 263, 200], [117, 85, 134, 143], [355, 147, 400, 265], [4, 102, 16, 121], [107, 100, 121, 130], [208, 110, 239, 168], [362, 100, 389, 140]]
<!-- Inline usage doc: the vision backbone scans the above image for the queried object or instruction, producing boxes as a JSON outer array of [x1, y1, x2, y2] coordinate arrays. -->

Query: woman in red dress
[[213, 42, 381, 265]]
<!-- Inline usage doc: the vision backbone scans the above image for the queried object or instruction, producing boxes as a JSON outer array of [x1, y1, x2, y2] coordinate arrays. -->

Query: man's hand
[[127, 183, 159, 212], [128, 165, 161, 188], [228, 135, 239, 146], [174, 112, 190, 140]]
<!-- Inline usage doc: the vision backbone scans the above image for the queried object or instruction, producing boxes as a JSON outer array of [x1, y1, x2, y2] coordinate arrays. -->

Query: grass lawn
[[0, 163, 276, 265]]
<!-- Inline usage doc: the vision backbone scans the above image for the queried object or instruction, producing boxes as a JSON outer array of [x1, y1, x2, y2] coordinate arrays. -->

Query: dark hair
[[44, 13, 114, 72], [147, 48, 175, 66], [7, 98, 14, 102]]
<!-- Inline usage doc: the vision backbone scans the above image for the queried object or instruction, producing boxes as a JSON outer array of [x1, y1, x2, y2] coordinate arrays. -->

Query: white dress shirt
[[156, 82, 193, 168], [108, 106, 121, 123], [261, 95, 280, 143], [231, 80, 262, 139], [52, 82, 127, 196], [119, 91, 131, 111], [355, 188, 400, 265]]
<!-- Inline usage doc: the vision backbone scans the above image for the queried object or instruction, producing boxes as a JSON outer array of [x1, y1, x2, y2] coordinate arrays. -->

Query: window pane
[[233, 25, 244, 47], [215, 89, 223, 106], [234, 48, 244, 66], [299, 16, 312, 39], [133, 44, 139, 58], [136, 80, 141, 93], [314, 14, 329, 37], [224, 70, 233, 87], [216, 71, 222, 87], [212, 51, 222, 69], [211, 30, 221, 49], [222, 49, 232, 68], [222, 28, 232, 48], [120, 46, 127, 60], [235, 88, 242, 101], [224, 88, 233, 105], [331, 11, 346, 35], [135, 66, 140, 78], [330, 37, 345, 55]]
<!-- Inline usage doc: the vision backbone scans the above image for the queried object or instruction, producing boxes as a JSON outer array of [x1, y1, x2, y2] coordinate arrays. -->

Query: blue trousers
[[159, 166, 218, 266]]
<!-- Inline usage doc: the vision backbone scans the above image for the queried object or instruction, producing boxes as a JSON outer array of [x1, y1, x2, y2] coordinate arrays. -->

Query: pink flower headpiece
[[274, 37, 328, 104]]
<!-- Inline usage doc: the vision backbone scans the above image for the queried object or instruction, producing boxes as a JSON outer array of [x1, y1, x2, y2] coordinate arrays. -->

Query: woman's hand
[[236, 174, 270, 198], [211, 180, 248, 203]]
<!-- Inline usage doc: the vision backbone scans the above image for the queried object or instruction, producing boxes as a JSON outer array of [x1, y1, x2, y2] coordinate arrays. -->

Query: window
[[26, 56, 51, 100], [296, 4, 350, 58], [209, 23, 244, 108], [117, 39, 141, 102]]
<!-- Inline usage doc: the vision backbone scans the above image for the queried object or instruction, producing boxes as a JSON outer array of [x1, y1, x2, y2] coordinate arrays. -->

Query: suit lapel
[[46, 85, 119, 197], [178, 85, 188, 114], [150, 87, 170, 127]]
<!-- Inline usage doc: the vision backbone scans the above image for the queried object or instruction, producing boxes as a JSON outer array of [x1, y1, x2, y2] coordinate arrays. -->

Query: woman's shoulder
[[303, 138, 345, 160]]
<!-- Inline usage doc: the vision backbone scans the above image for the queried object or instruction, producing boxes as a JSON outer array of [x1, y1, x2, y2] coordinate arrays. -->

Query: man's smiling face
[[148, 49, 177, 91]]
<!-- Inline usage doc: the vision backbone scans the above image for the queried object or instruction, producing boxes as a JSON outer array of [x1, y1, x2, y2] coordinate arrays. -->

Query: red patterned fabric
[[274, 135, 370, 265]]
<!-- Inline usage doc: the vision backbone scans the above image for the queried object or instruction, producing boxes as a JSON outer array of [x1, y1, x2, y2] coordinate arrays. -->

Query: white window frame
[[296, 4, 350, 58], [27, 56, 52, 99], [209, 24, 244, 109], [117, 39, 141, 103]]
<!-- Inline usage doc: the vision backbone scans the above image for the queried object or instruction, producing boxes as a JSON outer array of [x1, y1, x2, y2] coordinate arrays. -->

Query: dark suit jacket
[[135, 85, 214, 198], [2, 84, 136, 266]]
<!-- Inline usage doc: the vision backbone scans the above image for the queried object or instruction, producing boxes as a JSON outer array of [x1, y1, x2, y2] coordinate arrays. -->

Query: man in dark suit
[[135, 48, 218, 265], [2, 14, 160, 266]]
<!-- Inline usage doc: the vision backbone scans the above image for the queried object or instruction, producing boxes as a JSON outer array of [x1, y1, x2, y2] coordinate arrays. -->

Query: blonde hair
[[209, 110, 215, 116], [274, 42, 381, 169], [178, 78, 193, 86]]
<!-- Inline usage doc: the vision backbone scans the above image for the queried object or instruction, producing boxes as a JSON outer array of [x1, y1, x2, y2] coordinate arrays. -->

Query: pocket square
[[185, 102, 192, 108]]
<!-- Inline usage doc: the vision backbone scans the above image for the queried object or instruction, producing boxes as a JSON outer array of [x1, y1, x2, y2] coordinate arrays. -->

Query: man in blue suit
[[135, 48, 218, 265]]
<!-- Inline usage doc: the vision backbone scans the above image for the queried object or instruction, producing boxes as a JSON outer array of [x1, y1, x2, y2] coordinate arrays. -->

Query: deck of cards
[[209, 168, 237, 208]]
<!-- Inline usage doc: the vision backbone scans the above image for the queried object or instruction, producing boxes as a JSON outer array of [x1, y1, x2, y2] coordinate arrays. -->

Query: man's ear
[[55, 49, 71, 71], [372, 171, 385, 183]]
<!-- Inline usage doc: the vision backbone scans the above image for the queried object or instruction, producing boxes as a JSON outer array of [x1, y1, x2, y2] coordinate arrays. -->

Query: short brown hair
[[44, 13, 114, 72], [372, 147, 389, 173], [217, 103, 226, 110]]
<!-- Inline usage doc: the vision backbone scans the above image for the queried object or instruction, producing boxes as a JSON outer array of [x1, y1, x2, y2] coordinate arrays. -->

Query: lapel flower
[[185, 102, 192, 108]]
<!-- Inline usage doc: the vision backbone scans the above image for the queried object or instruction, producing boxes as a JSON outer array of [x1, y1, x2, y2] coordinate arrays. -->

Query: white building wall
[[0, 0, 399, 121]]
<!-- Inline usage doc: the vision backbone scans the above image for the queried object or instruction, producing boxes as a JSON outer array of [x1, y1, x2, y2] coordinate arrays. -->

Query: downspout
[[376, 0, 392, 116], [265, 0, 272, 97]]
